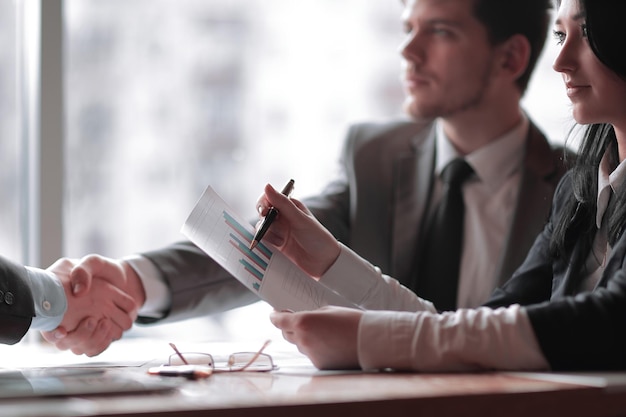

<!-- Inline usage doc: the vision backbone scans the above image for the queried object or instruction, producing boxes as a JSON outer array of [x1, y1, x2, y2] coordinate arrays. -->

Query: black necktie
[[415, 158, 474, 311]]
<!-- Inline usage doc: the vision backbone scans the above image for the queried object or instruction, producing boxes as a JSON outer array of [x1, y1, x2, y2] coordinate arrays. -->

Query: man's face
[[399, 0, 499, 120]]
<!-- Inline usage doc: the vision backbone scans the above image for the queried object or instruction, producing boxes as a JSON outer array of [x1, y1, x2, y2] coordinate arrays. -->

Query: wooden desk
[[87, 371, 626, 417], [2, 340, 626, 417], [2, 366, 626, 416]]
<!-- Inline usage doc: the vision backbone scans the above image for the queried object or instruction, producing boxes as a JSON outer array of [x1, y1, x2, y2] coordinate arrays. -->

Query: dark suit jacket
[[140, 119, 572, 323], [0, 256, 35, 344], [484, 171, 626, 371]]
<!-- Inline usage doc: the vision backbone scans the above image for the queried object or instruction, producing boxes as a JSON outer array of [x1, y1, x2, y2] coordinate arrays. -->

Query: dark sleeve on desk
[[525, 270, 626, 371], [0, 255, 35, 344]]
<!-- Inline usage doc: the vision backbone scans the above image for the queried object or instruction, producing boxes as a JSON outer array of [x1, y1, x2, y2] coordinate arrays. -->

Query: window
[[62, 0, 407, 341], [63, 0, 406, 261], [63, 0, 573, 260]]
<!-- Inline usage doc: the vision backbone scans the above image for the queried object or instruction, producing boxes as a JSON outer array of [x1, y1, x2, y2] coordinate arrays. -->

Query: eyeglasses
[[166, 340, 276, 373]]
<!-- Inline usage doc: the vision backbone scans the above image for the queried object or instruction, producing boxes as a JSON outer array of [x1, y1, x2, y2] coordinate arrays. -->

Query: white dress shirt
[[432, 117, 527, 307], [579, 147, 626, 291], [125, 255, 170, 319]]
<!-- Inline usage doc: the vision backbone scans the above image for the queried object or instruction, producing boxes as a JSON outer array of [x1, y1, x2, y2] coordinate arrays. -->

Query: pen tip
[[249, 240, 258, 250]]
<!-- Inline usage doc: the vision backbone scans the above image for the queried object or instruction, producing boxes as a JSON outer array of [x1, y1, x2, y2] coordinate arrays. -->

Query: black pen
[[249, 179, 295, 250]]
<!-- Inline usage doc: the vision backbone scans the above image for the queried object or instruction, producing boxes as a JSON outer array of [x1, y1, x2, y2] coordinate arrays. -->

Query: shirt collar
[[596, 146, 626, 228], [434, 115, 529, 190]]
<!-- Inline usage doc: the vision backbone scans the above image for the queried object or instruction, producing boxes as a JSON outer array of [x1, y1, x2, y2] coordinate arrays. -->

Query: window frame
[[18, 0, 64, 267]]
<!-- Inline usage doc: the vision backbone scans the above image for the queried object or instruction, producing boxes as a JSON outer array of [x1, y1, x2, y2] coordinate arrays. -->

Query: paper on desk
[[181, 185, 359, 312]]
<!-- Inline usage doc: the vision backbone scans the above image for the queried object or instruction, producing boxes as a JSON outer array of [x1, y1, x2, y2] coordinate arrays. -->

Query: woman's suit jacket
[[139, 119, 571, 323], [484, 171, 626, 371], [0, 256, 35, 344]]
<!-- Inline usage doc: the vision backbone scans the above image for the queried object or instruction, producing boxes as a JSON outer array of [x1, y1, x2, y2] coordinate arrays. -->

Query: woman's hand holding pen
[[256, 183, 341, 278]]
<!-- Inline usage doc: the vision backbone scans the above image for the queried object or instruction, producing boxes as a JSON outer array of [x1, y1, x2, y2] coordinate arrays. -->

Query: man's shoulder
[[525, 120, 576, 180], [348, 118, 433, 139], [344, 118, 435, 153]]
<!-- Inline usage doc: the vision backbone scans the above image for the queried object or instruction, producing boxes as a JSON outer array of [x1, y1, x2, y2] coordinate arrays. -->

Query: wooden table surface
[[2, 338, 626, 417]]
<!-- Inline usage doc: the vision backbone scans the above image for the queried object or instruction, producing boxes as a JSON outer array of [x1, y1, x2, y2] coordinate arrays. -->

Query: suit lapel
[[598, 232, 626, 288], [494, 122, 563, 287], [390, 125, 436, 286], [551, 240, 588, 298]]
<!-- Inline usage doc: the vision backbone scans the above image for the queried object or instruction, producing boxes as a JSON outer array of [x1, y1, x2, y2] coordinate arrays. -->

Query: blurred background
[[0, 0, 573, 345]]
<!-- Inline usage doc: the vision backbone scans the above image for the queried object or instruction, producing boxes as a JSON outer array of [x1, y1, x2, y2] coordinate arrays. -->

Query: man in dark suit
[[0, 254, 136, 350], [48, 0, 571, 354], [0, 256, 45, 345]]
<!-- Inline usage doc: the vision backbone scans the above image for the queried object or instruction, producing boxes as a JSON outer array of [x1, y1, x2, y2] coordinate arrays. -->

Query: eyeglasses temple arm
[[239, 339, 271, 371], [169, 342, 190, 365]]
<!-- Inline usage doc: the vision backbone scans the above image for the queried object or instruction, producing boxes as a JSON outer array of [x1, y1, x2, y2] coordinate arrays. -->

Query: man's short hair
[[473, 0, 553, 93]]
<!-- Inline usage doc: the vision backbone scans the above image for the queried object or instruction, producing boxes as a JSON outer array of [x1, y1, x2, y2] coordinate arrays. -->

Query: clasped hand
[[40, 255, 145, 356]]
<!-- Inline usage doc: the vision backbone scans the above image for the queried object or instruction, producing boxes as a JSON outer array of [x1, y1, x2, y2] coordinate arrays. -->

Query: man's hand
[[269, 306, 363, 369], [41, 255, 146, 356]]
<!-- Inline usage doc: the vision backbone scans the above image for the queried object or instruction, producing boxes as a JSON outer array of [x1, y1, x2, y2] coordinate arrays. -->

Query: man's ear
[[498, 34, 531, 79]]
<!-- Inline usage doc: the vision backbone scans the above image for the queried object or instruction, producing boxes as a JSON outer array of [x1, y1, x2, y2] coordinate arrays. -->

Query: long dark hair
[[549, 0, 626, 257], [550, 125, 618, 257]]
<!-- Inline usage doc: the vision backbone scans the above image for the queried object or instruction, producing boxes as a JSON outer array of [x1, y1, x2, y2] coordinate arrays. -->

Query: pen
[[249, 179, 295, 250], [148, 365, 213, 380]]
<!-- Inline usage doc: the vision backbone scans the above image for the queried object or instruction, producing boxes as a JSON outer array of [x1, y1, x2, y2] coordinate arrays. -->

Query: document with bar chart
[[181, 185, 359, 312]]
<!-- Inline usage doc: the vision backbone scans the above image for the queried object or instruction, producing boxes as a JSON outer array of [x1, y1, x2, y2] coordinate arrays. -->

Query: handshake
[[41, 255, 146, 356]]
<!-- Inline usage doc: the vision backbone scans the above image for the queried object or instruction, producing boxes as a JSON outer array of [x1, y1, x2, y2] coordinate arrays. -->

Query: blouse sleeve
[[320, 244, 437, 313]]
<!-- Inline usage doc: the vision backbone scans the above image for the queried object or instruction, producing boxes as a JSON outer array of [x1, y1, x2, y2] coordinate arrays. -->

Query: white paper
[[181, 185, 359, 312]]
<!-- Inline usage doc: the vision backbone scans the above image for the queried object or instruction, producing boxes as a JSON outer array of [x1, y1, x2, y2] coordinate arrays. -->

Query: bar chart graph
[[182, 185, 360, 311], [223, 211, 271, 291]]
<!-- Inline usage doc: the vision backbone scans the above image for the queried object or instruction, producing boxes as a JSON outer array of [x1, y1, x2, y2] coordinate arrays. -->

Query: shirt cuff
[[319, 244, 383, 305], [320, 244, 436, 312], [123, 255, 170, 319], [25, 267, 67, 331]]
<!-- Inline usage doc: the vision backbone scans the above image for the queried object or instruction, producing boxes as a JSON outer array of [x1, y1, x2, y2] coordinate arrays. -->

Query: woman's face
[[553, 0, 626, 129]]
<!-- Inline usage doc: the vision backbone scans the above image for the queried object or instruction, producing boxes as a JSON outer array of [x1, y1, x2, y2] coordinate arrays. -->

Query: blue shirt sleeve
[[25, 267, 68, 331]]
